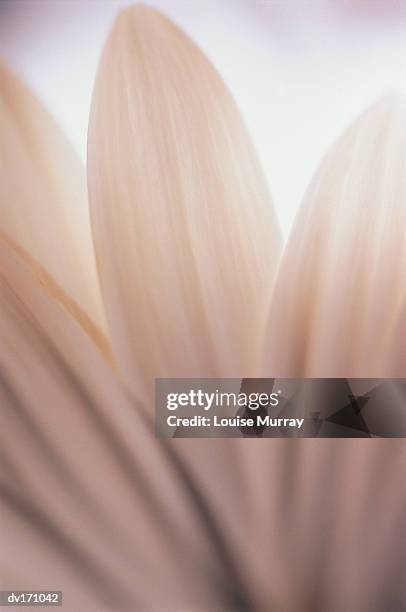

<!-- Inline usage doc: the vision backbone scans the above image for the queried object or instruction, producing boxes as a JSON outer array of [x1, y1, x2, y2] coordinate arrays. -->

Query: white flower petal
[[0, 237, 253, 611], [88, 5, 282, 398], [0, 63, 110, 360], [262, 95, 406, 377]]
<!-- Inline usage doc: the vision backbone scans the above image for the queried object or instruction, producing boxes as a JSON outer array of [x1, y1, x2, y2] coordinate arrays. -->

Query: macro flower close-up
[[0, 2, 405, 611]]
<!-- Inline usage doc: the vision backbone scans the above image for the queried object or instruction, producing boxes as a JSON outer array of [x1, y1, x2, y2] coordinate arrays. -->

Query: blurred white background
[[1, 0, 406, 237]]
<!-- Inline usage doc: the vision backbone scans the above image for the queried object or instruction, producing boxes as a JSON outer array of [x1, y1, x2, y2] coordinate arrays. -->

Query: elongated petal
[[253, 96, 406, 612], [2, 238, 405, 611], [88, 5, 282, 398], [0, 237, 257, 611], [262, 95, 406, 377], [0, 63, 110, 360]]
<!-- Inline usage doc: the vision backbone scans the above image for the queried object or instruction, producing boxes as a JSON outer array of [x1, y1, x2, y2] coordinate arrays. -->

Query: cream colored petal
[[0, 63, 110, 361], [262, 95, 406, 377], [1, 239, 405, 611], [88, 5, 282, 398], [254, 96, 406, 612], [0, 237, 257, 611]]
